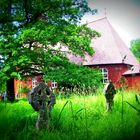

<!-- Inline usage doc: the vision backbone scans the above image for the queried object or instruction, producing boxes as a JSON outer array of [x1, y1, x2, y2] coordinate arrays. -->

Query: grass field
[[0, 90, 140, 140]]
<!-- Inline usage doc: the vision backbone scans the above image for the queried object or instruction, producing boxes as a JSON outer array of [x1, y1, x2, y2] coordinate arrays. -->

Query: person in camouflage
[[28, 82, 56, 130], [104, 80, 116, 111]]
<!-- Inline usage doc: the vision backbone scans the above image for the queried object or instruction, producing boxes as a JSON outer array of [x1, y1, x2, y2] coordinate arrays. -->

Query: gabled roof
[[82, 17, 139, 66]]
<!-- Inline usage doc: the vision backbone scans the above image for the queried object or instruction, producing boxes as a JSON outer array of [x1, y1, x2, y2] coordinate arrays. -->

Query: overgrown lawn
[[0, 91, 140, 140]]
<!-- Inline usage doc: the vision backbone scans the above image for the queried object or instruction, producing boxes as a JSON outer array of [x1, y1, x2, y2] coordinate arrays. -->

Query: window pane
[[103, 69, 107, 72], [100, 68, 108, 84]]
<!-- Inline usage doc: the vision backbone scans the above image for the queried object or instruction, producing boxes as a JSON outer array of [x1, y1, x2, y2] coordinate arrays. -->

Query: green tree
[[0, 0, 100, 101], [44, 58, 102, 91], [131, 38, 140, 61]]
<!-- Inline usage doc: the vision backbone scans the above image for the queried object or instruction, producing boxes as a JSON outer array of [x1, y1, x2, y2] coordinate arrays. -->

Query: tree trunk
[[6, 78, 15, 102]]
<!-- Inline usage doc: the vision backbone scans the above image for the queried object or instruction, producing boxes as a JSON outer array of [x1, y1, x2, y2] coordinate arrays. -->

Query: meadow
[[0, 90, 140, 140]]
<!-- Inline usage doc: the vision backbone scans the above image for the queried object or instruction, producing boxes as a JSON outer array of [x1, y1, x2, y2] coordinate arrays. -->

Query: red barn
[[14, 76, 58, 97], [14, 17, 140, 94], [123, 65, 140, 90], [68, 17, 140, 90]]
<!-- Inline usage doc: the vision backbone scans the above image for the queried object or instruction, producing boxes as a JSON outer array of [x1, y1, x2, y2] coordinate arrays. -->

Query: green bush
[[18, 85, 30, 94]]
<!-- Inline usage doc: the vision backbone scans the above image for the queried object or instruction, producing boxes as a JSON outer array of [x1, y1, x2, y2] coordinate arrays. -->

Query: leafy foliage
[[18, 85, 30, 94], [131, 38, 140, 61], [44, 58, 102, 89], [0, 0, 100, 100]]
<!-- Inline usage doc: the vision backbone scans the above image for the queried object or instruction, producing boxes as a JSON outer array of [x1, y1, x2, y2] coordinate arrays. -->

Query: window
[[52, 81, 57, 89], [32, 78, 38, 88], [100, 68, 108, 84]]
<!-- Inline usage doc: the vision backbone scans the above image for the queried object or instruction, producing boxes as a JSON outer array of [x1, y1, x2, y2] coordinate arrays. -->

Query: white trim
[[52, 81, 57, 89], [32, 77, 38, 88], [100, 68, 109, 84]]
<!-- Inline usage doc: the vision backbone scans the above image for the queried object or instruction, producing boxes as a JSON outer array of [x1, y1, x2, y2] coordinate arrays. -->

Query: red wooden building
[[123, 64, 140, 90], [68, 17, 140, 90], [14, 76, 57, 97], [14, 17, 140, 94]]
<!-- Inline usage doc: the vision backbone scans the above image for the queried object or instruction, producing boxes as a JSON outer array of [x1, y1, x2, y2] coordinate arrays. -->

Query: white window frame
[[52, 81, 57, 89], [100, 68, 109, 84], [32, 77, 38, 88]]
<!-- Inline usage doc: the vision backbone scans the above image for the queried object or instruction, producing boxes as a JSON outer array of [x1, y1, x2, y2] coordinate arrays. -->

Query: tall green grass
[[0, 91, 140, 140]]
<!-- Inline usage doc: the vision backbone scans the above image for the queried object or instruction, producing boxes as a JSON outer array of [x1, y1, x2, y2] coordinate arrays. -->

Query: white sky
[[81, 0, 140, 48]]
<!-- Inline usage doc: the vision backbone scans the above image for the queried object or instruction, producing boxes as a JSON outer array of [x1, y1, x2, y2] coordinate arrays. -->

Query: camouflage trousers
[[106, 99, 114, 111]]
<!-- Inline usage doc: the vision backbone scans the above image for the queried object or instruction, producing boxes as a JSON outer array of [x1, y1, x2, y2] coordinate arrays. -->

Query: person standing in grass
[[104, 80, 116, 111]]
